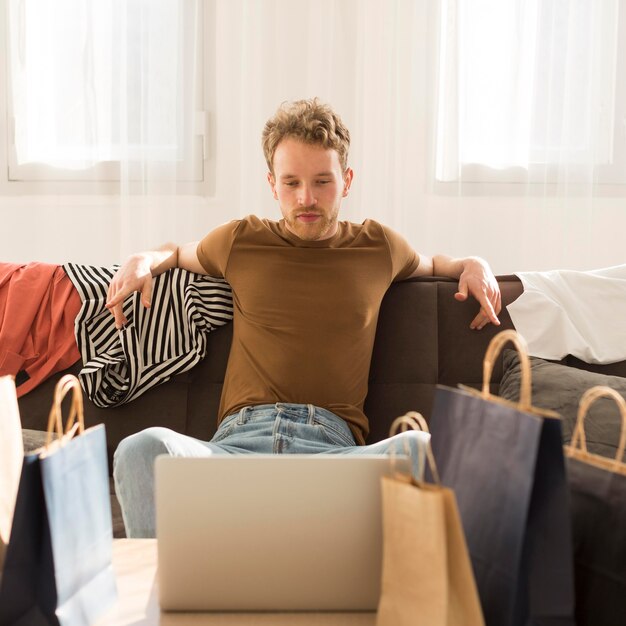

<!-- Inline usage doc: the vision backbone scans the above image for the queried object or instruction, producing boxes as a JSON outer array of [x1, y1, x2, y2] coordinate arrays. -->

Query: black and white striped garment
[[63, 263, 233, 408]]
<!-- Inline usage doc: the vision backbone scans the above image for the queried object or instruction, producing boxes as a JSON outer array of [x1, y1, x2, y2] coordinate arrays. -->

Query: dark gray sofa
[[17, 275, 626, 466]]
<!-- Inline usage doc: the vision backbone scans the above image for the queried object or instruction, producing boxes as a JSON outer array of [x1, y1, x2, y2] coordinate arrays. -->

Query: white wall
[[3, 190, 624, 275]]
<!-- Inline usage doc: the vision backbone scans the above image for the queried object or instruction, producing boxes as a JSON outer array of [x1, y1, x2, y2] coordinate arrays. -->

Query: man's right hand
[[106, 253, 155, 329], [105, 241, 206, 329]]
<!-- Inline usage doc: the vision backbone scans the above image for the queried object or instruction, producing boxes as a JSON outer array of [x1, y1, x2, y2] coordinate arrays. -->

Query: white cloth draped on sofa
[[507, 265, 626, 364]]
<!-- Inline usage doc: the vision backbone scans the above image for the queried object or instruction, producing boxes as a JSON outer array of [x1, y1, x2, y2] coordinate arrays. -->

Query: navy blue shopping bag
[[565, 386, 626, 626], [428, 330, 574, 626], [0, 376, 116, 626]]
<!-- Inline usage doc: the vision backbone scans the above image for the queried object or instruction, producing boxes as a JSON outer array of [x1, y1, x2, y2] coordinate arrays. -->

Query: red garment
[[0, 262, 81, 397]]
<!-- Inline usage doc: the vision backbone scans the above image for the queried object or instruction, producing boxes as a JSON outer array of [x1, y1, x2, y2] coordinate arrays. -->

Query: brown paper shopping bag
[[565, 386, 626, 626], [0, 376, 23, 573], [377, 413, 484, 626]]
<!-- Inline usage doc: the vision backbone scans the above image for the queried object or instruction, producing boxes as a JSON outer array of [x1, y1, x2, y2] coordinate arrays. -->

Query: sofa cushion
[[499, 350, 626, 459]]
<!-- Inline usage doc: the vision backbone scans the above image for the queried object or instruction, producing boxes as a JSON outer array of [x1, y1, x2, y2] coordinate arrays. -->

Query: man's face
[[268, 137, 353, 241]]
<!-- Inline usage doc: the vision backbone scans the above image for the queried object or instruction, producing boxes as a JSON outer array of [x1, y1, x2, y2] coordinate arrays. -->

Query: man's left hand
[[454, 258, 501, 330]]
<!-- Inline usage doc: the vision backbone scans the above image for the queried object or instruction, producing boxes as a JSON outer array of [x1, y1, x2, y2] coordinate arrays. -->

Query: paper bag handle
[[482, 329, 531, 410], [391, 411, 429, 434], [389, 412, 441, 485], [571, 386, 626, 465], [45, 375, 85, 447]]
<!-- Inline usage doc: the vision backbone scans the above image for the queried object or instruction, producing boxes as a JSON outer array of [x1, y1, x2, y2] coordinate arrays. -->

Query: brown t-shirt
[[196, 215, 419, 444]]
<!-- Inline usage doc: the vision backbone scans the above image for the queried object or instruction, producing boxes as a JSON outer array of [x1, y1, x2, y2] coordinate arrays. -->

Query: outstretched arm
[[410, 254, 501, 330], [105, 241, 206, 329]]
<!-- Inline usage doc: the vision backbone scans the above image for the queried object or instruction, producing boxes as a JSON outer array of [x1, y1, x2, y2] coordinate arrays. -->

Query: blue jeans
[[113, 403, 429, 537]]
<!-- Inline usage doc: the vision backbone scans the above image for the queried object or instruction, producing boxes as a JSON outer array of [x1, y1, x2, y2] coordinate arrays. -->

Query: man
[[109, 99, 501, 537]]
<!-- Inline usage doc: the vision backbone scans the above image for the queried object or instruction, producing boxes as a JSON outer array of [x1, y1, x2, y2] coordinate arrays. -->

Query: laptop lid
[[155, 454, 406, 612]]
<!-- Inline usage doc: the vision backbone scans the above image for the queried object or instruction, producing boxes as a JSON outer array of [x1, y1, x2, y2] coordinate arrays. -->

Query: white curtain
[[7, 0, 434, 261], [7, 0, 202, 258], [211, 0, 625, 272], [433, 0, 624, 272], [436, 0, 620, 187], [8, 0, 200, 176], [4, 0, 624, 271], [210, 0, 436, 238]]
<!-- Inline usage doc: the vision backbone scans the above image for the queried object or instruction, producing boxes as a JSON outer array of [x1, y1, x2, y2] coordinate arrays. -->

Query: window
[[435, 0, 626, 187], [3, 0, 209, 190]]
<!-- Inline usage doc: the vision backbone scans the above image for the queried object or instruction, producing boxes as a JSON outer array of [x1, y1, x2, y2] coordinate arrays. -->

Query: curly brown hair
[[262, 98, 350, 174]]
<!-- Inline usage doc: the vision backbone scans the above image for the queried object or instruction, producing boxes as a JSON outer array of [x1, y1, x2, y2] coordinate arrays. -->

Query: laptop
[[155, 454, 408, 612]]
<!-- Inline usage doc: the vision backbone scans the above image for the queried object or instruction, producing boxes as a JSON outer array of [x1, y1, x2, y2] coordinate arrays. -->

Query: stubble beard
[[284, 208, 338, 241]]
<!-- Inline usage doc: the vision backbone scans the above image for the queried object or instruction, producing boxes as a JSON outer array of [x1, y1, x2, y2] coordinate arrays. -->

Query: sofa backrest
[[181, 276, 525, 444], [364, 276, 521, 442], [18, 275, 626, 463]]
